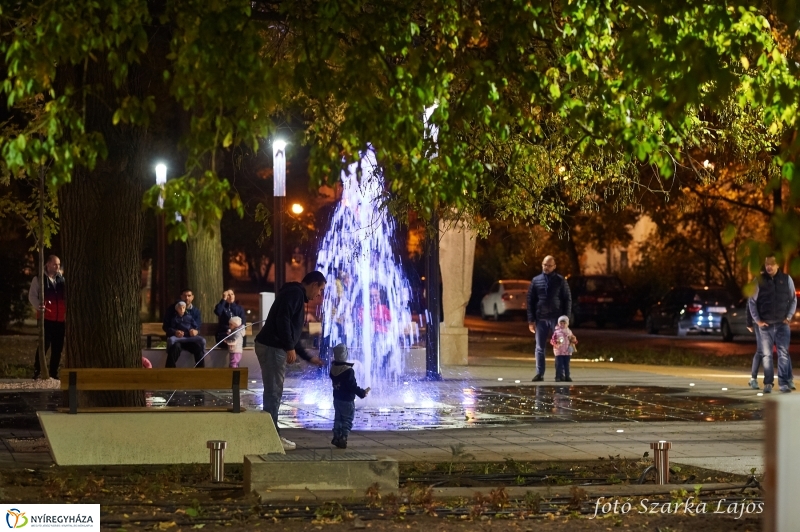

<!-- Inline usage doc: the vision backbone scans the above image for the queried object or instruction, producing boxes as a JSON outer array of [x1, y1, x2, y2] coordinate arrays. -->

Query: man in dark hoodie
[[254, 271, 325, 450], [330, 344, 370, 449]]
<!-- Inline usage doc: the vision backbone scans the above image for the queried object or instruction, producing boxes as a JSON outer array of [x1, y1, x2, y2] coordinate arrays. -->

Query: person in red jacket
[[28, 255, 66, 380]]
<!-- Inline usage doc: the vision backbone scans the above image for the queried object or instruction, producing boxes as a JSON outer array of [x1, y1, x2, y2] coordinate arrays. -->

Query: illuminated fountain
[[316, 148, 419, 391]]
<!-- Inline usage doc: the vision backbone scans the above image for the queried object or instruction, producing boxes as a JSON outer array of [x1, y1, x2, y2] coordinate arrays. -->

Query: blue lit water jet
[[317, 149, 419, 392]]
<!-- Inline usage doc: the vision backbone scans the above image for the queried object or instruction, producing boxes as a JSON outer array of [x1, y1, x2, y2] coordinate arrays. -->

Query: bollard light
[[207, 440, 227, 483], [650, 440, 672, 485]]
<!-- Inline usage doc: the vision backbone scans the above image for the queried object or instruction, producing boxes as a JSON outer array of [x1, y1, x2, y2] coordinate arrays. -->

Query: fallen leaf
[[157, 522, 177, 530]]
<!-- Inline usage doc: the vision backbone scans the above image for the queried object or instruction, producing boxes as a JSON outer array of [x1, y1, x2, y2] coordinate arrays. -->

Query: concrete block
[[244, 451, 398, 494], [440, 326, 469, 366], [38, 410, 283, 466]]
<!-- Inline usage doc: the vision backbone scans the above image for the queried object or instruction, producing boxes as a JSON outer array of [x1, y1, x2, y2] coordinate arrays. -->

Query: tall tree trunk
[[59, 144, 146, 407], [187, 219, 224, 326]]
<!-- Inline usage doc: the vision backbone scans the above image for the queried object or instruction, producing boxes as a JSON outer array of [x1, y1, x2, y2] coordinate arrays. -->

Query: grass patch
[[0, 361, 32, 379], [400, 458, 751, 487], [504, 343, 762, 367]]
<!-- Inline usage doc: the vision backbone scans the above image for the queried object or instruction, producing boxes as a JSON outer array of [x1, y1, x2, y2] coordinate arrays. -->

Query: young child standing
[[550, 315, 577, 382], [225, 316, 245, 368], [330, 344, 370, 449]]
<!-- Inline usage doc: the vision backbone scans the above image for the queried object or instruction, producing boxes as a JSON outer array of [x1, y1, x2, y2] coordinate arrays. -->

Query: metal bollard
[[650, 440, 672, 485], [207, 440, 227, 483]]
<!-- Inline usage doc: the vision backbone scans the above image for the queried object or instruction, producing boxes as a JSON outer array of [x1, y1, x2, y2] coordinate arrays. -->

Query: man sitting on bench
[[164, 301, 206, 368]]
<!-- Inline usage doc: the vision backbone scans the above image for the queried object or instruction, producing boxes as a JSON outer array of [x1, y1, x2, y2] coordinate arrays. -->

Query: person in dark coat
[[162, 289, 202, 337], [329, 344, 370, 449], [254, 271, 325, 451], [526, 255, 572, 382], [164, 301, 206, 368], [214, 289, 246, 344]]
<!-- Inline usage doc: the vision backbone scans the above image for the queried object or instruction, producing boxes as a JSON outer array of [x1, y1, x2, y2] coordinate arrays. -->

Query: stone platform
[[245, 450, 398, 496], [38, 410, 283, 465]]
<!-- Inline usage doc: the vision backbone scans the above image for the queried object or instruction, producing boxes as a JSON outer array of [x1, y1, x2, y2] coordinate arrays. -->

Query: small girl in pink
[[550, 315, 577, 382], [225, 316, 245, 368]]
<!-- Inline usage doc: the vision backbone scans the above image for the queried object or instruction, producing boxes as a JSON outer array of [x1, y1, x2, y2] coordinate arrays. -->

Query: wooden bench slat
[[56, 406, 245, 413], [60, 368, 249, 391]]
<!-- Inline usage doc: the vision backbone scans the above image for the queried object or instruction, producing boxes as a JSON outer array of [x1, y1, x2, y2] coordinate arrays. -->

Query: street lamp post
[[273, 140, 286, 291], [155, 163, 168, 319]]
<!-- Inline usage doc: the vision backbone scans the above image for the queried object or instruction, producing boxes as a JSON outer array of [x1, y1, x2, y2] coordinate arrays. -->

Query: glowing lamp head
[[272, 140, 287, 197], [155, 163, 167, 185], [290, 203, 304, 215]]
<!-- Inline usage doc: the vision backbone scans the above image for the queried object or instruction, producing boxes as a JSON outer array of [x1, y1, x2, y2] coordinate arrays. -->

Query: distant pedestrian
[[225, 316, 245, 368], [214, 289, 246, 345], [749, 255, 797, 393], [28, 255, 66, 380], [527, 255, 572, 381], [329, 344, 370, 449], [254, 271, 326, 451], [551, 315, 577, 382]]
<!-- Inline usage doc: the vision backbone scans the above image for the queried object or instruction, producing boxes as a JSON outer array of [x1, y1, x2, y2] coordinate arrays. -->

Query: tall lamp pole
[[155, 163, 168, 319], [273, 140, 286, 291]]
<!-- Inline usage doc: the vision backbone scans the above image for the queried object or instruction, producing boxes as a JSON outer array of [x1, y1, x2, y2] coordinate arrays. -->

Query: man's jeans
[[534, 319, 557, 376], [757, 323, 792, 386], [751, 325, 763, 379], [255, 342, 287, 434], [333, 399, 356, 440]]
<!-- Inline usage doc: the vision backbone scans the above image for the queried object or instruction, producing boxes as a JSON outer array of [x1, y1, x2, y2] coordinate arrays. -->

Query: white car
[[480, 280, 531, 320]]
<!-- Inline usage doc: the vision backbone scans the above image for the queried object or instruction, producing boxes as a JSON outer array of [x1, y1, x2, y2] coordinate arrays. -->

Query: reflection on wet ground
[[0, 384, 762, 433]]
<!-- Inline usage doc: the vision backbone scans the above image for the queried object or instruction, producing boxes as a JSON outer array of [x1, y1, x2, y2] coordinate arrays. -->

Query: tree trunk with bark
[[59, 143, 147, 407], [187, 219, 224, 326]]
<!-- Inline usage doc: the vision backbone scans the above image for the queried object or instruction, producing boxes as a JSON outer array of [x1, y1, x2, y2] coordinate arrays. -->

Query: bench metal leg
[[232, 371, 241, 413], [68, 372, 77, 414]]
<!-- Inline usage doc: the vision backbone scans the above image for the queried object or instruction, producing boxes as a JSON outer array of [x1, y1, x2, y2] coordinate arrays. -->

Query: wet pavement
[[0, 361, 768, 474], [0, 382, 762, 434]]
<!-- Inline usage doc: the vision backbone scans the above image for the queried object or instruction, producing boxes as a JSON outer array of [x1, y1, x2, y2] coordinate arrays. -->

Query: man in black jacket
[[526, 255, 572, 382], [748, 255, 797, 394], [254, 271, 325, 450]]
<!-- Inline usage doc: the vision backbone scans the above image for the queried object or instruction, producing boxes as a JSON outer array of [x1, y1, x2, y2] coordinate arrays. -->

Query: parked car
[[721, 285, 800, 341], [720, 298, 754, 341], [480, 280, 530, 320], [566, 275, 633, 328], [646, 286, 735, 336]]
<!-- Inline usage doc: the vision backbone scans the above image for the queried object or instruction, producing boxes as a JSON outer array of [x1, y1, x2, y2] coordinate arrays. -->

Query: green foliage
[[2, 0, 800, 265]]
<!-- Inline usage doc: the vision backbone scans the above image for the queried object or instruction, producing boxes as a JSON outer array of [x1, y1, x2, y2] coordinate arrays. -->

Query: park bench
[[59, 368, 247, 414], [40, 366, 284, 465], [141, 322, 252, 348]]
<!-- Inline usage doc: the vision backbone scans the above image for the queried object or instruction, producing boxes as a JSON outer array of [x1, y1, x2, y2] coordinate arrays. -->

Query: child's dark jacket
[[330, 361, 368, 401]]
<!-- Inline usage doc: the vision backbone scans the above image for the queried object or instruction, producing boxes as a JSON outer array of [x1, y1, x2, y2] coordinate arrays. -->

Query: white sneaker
[[280, 436, 296, 451]]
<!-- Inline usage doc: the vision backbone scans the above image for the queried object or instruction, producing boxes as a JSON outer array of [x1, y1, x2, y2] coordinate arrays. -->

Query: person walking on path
[[527, 255, 572, 381], [749, 255, 797, 394], [214, 289, 246, 345], [329, 344, 370, 449], [254, 271, 325, 450], [28, 255, 66, 380]]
